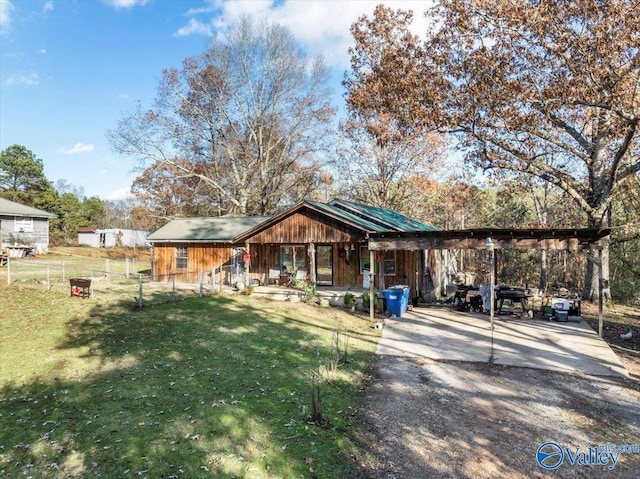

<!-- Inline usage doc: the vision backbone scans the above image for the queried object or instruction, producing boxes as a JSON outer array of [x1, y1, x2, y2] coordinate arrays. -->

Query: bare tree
[[109, 16, 335, 216], [346, 2, 640, 300]]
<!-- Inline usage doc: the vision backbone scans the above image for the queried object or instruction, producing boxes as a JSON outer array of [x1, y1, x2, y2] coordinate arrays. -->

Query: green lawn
[[0, 284, 381, 478]]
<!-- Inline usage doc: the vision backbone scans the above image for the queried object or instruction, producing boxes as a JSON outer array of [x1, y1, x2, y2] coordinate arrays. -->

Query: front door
[[316, 245, 333, 286]]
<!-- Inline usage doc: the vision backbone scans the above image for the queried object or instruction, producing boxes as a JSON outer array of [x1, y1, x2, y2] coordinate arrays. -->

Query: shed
[[77, 228, 149, 248], [0, 198, 57, 254]]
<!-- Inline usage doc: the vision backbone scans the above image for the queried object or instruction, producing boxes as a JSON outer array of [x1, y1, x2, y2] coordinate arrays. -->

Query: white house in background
[[77, 227, 149, 248], [0, 198, 58, 254]]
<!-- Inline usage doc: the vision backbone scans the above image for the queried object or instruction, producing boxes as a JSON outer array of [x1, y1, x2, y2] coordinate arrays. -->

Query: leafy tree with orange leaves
[[346, 1, 639, 299]]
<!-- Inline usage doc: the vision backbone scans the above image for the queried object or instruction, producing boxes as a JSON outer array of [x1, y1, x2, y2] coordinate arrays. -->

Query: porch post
[[369, 249, 375, 321], [245, 243, 250, 285], [308, 243, 316, 285]]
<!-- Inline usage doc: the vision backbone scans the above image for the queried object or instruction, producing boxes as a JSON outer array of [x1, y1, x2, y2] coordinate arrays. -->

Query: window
[[175, 247, 188, 269], [280, 245, 305, 272], [360, 245, 371, 274], [14, 217, 33, 233], [383, 250, 396, 276]]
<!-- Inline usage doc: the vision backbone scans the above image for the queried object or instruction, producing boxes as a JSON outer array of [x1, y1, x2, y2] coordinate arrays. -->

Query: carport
[[366, 227, 610, 336], [364, 228, 626, 377]]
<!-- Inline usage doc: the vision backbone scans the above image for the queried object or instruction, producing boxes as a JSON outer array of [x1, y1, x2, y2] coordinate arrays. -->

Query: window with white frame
[[14, 217, 33, 233], [383, 250, 396, 275], [175, 246, 188, 269]]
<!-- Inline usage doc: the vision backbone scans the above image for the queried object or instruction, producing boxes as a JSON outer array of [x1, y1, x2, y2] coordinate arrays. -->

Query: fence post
[[62, 261, 66, 281], [199, 269, 204, 297], [47, 265, 50, 290], [126, 258, 130, 279], [6, 257, 10, 284], [138, 274, 143, 308], [106, 259, 110, 280]]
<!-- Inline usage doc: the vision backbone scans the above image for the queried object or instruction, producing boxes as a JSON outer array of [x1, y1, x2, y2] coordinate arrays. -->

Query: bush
[[362, 290, 381, 312], [343, 292, 356, 309]]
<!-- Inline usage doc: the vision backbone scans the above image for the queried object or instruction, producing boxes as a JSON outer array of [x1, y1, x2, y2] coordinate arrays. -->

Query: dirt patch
[[352, 304, 640, 478]]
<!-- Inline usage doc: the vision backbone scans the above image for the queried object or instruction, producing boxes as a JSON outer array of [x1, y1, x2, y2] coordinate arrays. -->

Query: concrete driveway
[[377, 306, 629, 378]]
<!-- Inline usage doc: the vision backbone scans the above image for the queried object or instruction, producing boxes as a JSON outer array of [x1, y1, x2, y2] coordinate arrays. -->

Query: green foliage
[[610, 238, 640, 304], [343, 291, 356, 308], [362, 290, 381, 311], [294, 279, 317, 303], [50, 194, 107, 242], [0, 145, 51, 202]]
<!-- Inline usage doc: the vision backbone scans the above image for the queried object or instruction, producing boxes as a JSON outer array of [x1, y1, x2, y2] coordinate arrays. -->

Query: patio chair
[[268, 267, 280, 285], [294, 268, 308, 283]]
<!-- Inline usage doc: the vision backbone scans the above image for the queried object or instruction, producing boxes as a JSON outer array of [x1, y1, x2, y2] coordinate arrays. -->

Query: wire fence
[[2, 258, 247, 308]]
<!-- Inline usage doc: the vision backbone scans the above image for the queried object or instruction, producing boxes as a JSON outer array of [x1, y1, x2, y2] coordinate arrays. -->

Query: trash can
[[394, 285, 411, 315], [383, 286, 410, 317], [382, 289, 401, 317]]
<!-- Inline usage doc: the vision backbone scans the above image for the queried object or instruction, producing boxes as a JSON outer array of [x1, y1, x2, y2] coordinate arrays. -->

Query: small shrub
[[362, 290, 381, 312], [294, 280, 316, 303], [343, 292, 356, 309]]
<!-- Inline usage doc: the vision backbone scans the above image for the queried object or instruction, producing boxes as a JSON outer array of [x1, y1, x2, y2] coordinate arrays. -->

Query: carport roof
[[368, 227, 611, 251]]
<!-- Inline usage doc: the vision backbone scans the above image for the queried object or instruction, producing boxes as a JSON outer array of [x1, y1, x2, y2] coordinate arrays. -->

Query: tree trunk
[[583, 237, 611, 302], [539, 249, 548, 293]]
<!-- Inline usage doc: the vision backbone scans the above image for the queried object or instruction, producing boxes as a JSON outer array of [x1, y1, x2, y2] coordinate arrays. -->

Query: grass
[[0, 284, 381, 478]]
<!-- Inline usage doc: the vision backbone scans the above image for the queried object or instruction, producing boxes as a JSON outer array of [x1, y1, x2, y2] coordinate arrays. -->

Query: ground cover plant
[[0, 284, 380, 478]]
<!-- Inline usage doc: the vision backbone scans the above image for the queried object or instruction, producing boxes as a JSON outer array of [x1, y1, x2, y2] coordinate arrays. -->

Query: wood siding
[[152, 208, 427, 299], [153, 243, 235, 284], [245, 211, 364, 244]]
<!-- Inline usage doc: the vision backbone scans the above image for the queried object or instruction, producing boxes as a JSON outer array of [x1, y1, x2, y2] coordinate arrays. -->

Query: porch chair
[[294, 268, 308, 284], [268, 267, 280, 285]]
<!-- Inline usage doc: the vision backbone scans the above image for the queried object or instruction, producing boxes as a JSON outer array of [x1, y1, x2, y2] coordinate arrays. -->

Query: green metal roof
[[328, 199, 437, 233], [303, 199, 393, 233], [0, 198, 58, 218], [147, 216, 270, 243]]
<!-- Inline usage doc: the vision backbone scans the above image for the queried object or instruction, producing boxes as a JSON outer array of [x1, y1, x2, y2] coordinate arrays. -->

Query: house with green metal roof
[[148, 199, 437, 297], [0, 198, 58, 255]]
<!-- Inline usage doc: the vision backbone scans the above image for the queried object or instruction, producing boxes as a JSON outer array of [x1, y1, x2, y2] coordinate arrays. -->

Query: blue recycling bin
[[383, 286, 410, 317]]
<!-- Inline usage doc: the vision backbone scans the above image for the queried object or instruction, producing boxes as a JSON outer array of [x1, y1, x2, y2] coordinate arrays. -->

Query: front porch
[[252, 284, 372, 308]]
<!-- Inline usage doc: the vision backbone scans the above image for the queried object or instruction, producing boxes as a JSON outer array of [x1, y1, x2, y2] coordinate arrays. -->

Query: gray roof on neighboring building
[[0, 197, 58, 218], [147, 216, 271, 243]]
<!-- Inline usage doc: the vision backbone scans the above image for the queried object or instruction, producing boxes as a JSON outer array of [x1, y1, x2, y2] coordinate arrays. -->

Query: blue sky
[[0, 0, 432, 200]]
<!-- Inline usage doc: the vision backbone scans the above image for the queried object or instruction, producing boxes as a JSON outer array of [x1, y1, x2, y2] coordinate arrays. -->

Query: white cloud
[[103, 0, 148, 10], [178, 1, 435, 69], [106, 187, 134, 201], [38, 48, 47, 54], [43, 1, 54, 13], [58, 143, 95, 155], [0, 0, 14, 30], [4, 72, 39, 87], [175, 18, 212, 37], [116, 93, 130, 100]]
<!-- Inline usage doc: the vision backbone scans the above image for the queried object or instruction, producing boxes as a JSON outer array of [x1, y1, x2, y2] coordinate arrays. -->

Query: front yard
[[0, 284, 380, 478]]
